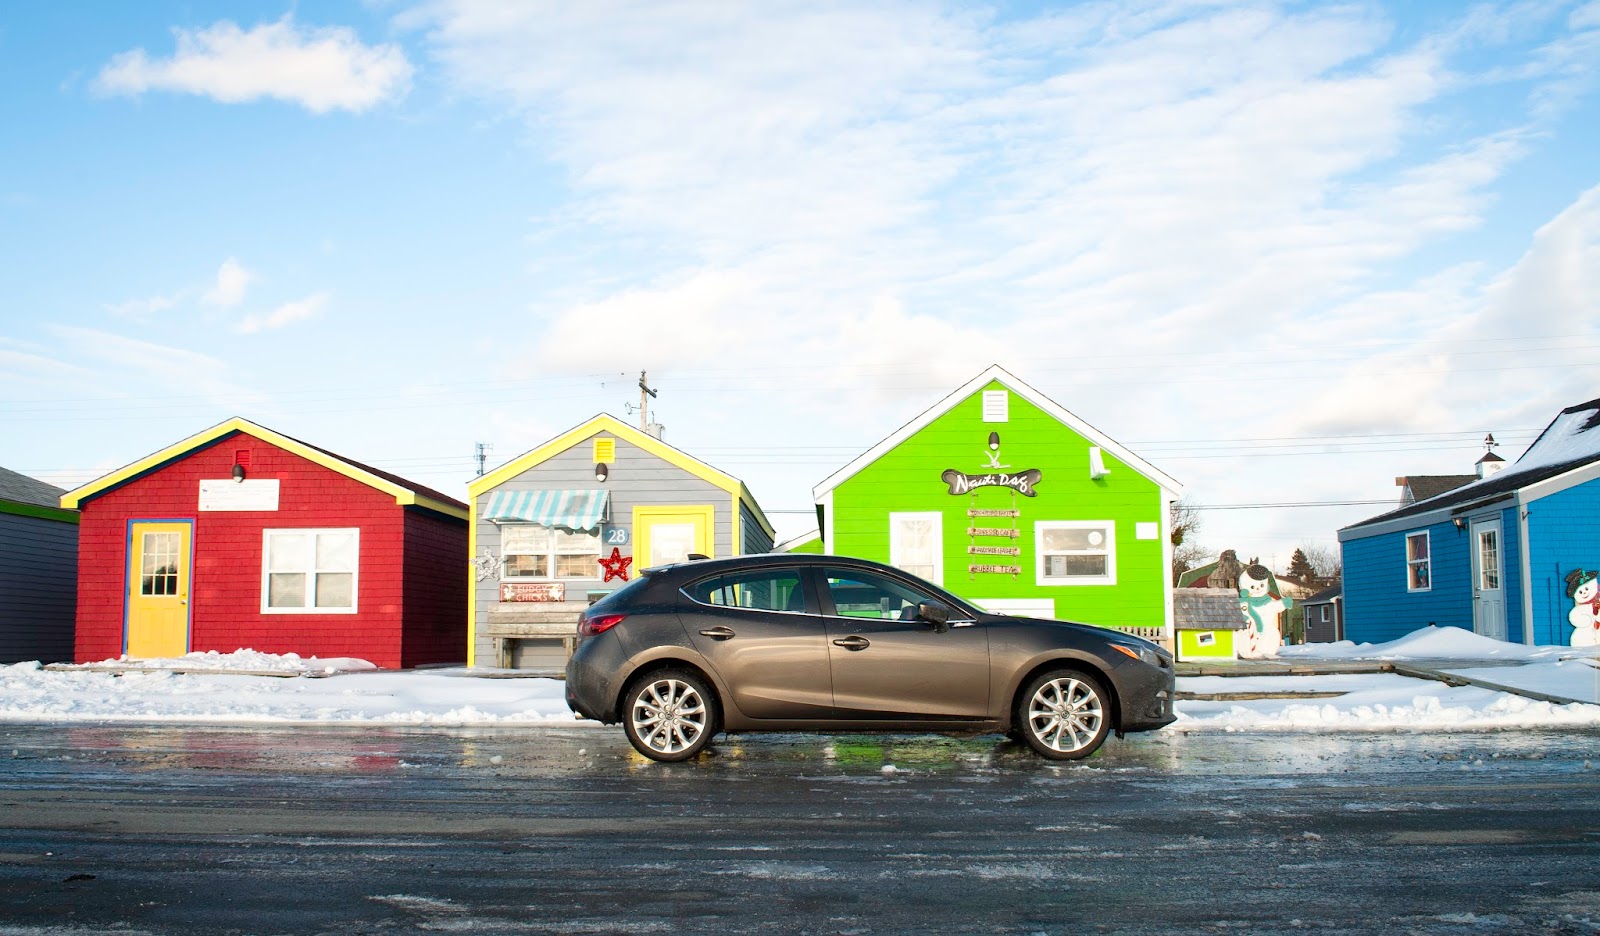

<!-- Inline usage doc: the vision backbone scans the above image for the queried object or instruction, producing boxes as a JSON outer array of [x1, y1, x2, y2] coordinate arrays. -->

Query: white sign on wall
[[199, 479, 281, 512], [1135, 522, 1158, 540]]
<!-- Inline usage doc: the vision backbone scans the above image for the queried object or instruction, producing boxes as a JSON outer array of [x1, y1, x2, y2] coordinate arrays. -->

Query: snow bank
[[57, 648, 379, 675], [1278, 625, 1591, 662]]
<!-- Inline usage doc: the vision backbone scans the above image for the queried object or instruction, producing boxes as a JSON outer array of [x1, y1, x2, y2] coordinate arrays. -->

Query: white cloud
[[237, 292, 330, 334], [95, 15, 412, 113], [104, 291, 187, 319], [202, 258, 256, 308]]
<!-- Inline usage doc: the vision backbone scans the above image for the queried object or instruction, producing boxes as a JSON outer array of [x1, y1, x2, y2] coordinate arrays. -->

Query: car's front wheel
[[622, 669, 719, 762], [1015, 670, 1111, 760]]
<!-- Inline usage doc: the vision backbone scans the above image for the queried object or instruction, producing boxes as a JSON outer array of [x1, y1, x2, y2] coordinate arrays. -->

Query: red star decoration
[[598, 547, 632, 583]]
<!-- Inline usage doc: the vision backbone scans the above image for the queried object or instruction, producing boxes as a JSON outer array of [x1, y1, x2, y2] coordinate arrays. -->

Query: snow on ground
[[2, 629, 1597, 730]]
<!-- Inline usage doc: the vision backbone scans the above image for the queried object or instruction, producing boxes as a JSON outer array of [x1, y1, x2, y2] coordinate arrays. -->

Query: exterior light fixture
[[988, 431, 1000, 451], [231, 463, 246, 483], [595, 462, 609, 483], [1452, 517, 1465, 530]]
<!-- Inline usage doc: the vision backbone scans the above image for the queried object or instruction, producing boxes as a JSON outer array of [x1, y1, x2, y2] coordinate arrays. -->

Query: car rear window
[[683, 569, 807, 613]]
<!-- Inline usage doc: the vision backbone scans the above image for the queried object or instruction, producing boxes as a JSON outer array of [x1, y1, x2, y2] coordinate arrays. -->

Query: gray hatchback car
[[566, 554, 1176, 762]]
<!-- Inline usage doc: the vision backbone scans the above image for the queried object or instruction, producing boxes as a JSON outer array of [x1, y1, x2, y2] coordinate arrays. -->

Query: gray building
[[0, 466, 78, 663], [466, 414, 774, 669]]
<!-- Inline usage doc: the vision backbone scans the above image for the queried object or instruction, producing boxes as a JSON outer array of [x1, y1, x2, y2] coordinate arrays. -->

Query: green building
[[811, 366, 1182, 643]]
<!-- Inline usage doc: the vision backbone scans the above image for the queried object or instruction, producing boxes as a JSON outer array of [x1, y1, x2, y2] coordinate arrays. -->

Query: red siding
[[74, 430, 465, 669], [401, 510, 469, 667]]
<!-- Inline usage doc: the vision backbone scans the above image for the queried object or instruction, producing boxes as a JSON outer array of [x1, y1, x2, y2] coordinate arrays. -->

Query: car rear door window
[[683, 569, 808, 613]]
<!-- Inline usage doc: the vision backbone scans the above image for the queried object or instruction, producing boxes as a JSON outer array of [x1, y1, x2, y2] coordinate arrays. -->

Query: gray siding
[[0, 512, 78, 663], [474, 432, 734, 666], [740, 499, 774, 555]]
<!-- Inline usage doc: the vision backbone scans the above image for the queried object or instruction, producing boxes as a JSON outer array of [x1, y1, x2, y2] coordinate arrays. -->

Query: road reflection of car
[[565, 554, 1176, 762]]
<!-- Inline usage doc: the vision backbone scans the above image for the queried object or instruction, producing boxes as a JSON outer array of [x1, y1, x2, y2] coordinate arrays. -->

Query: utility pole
[[638, 370, 657, 432], [475, 442, 491, 477]]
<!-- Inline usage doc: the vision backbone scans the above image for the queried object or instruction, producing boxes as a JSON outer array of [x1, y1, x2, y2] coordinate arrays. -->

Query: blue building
[[0, 466, 79, 663], [1338, 398, 1600, 647]]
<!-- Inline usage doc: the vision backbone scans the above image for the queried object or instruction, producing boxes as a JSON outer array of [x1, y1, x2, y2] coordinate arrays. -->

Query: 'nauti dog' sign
[[940, 468, 1043, 497]]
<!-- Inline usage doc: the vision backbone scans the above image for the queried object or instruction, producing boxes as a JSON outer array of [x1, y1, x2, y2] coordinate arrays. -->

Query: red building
[[61, 418, 467, 669]]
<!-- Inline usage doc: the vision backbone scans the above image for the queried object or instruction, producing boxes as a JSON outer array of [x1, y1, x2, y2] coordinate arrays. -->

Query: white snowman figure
[[1566, 569, 1600, 648], [1237, 563, 1290, 659]]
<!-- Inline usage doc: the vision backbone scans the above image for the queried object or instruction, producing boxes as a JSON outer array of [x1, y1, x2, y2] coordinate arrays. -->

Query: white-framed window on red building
[[262, 528, 359, 613]]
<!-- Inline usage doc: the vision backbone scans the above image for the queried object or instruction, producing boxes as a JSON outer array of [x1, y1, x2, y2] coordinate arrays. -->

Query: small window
[[1036, 521, 1116, 586], [140, 532, 181, 596], [1405, 531, 1431, 592], [684, 568, 807, 613], [889, 512, 942, 585], [1320, 605, 1331, 623], [1477, 528, 1500, 591], [262, 529, 358, 613], [501, 524, 602, 580], [822, 567, 940, 620], [982, 390, 1009, 423]]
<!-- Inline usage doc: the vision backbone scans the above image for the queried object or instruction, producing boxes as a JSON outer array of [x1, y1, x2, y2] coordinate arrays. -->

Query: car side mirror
[[917, 599, 951, 632]]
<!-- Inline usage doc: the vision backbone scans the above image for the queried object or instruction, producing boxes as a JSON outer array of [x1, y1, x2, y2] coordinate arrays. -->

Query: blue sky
[[3, 0, 1598, 567]]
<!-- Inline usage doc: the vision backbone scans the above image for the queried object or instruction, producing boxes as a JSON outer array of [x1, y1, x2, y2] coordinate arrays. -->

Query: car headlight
[[1110, 642, 1170, 668]]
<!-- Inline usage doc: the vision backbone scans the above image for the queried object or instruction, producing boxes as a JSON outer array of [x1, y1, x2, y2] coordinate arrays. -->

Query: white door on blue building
[[1470, 517, 1506, 641]]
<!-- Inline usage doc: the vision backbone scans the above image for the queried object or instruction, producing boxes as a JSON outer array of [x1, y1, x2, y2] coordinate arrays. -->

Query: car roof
[[643, 552, 893, 579]]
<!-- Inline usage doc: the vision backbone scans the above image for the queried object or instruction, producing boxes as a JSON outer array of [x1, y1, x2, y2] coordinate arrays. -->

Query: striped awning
[[481, 489, 609, 531]]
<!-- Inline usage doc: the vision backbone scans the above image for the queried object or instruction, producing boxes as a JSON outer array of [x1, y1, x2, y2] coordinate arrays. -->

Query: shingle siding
[[1526, 481, 1600, 646], [1342, 519, 1473, 644], [0, 512, 78, 663]]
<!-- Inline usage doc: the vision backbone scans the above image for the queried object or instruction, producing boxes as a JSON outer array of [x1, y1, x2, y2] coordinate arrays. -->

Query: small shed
[[1339, 397, 1600, 647], [60, 418, 468, 668], [0, 466, 79, 663], [1302, 585, 1344, 643], [812, 365, 1183, 643], [1173, 588, 1246, 660], [467, 414, 775, 669]]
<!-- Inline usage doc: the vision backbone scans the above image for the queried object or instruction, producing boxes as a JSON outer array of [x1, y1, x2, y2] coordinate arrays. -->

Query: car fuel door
[[680, 566, 834, 720], [818, 566, 990, 720]]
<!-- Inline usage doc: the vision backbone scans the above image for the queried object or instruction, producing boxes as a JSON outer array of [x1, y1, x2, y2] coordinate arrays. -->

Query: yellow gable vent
[[594, 437, 616, 463]]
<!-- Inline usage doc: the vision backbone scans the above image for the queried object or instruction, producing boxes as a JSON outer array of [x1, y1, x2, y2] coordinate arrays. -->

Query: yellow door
[[126, 521, 191, 659], [633, 505, 714, 568]]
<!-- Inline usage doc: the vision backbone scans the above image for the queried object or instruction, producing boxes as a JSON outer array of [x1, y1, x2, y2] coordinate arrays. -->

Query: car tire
[[1014, 669, 1112, 760], [622, 669, 719, 762]]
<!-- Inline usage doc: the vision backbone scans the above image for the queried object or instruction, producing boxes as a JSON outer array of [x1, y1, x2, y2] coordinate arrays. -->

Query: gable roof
[[1398, 474, 1477, 504], [0, 466, 78, 523], [469, 413, 775, 540], [1345, 396, 1600, 531], [811, 365, 1182, 502], [59, 417, 468, 520]]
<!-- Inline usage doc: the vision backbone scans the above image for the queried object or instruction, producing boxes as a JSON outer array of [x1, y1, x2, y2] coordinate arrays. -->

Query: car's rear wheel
[[1015, 670, 1111, 760], [622, 669, 718, 762]]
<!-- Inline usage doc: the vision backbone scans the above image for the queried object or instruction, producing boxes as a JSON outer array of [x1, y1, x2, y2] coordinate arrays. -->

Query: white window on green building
[[1036, 521, 1116, 586], [889, 512, 943, 585], [501, 523, 601, 579]]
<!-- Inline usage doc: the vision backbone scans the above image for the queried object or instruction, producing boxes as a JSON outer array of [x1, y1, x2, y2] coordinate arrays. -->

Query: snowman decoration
[[1566, 568, 1600, 648], [1238, 563, 1291, 659]]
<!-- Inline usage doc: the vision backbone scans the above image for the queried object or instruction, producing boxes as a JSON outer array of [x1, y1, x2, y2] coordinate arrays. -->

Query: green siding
[[829, 381, 1167, 630]]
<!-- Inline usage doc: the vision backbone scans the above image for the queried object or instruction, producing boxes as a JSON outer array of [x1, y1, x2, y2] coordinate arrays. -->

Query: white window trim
[[261, 528, 359, 615], [1405, 530, 1431, 593], [499, 523, 603, 581], [1036, 520, 1116, 587], [889, 511, 943, 586]]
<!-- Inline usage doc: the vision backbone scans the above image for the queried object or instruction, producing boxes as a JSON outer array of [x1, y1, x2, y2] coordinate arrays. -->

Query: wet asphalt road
[[1, 723, 1599, 935]]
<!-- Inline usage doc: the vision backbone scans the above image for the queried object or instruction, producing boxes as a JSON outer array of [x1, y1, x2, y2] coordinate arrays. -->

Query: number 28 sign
[[604, 527, 630, 546]]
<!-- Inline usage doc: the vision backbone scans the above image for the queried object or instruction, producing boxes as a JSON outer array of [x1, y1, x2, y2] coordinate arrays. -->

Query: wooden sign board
[[967, 526, 1021, 539], [968, 545, 1021, 556], [500, 582, 566, 603], [968, 509, 1021, 518], [969, 563, 1022, 575]]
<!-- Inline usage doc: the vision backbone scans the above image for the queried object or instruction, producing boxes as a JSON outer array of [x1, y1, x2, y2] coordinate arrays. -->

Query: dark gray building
[[0, 466, 78, 663]]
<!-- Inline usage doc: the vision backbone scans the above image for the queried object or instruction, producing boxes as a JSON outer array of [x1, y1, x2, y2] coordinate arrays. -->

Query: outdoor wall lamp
[[231, 463, 246, 483], [1452, 517, 1465, 530], [988, 431, 1000, 451], [595, 462, 609, 483]]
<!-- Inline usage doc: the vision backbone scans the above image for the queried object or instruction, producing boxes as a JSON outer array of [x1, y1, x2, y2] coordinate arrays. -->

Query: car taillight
[[579, 613, 626, 637]]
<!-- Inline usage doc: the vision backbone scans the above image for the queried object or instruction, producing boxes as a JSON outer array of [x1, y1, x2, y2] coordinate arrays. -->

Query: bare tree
[[1302, 544, 1342, 585], [1170, 497, 1208, 585]]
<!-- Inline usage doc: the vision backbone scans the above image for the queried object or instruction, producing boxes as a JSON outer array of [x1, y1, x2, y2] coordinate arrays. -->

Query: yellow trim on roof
[[59, 417, 468, 520], [468, 413, 776, 541]]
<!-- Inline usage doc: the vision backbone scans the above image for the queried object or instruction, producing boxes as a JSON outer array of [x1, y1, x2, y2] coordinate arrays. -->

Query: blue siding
[[1525, 479, 1600, 646], [1499, 505, 1525, 644], [1342, 519, 1473, 644]]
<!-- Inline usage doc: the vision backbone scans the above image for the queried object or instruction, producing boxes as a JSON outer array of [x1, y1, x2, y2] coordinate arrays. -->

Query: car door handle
[[699, 626, 737, 640], [832, 635, 871, 651]]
